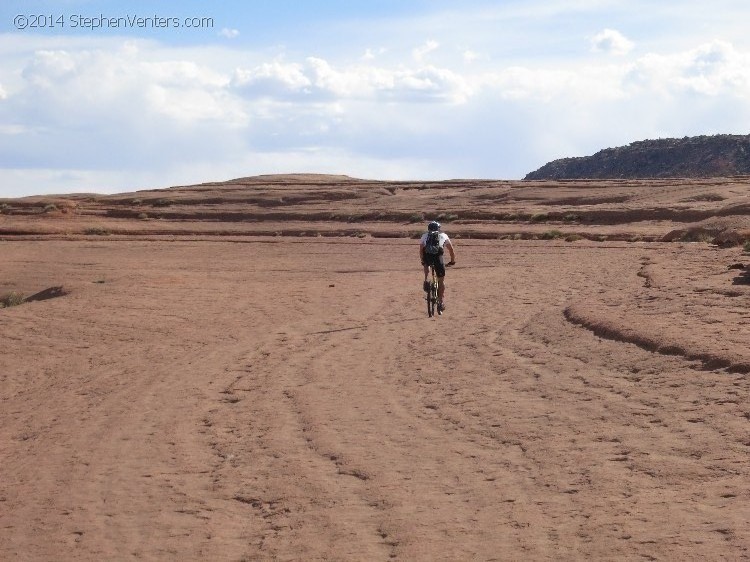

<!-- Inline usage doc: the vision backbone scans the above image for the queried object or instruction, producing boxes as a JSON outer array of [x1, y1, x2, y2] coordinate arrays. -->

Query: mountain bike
[[423, 259, 455, 318]]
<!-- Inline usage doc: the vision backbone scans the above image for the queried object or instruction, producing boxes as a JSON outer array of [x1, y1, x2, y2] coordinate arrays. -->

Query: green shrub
[[540, 230, 563, 240], [530, 213, 549, 222], [743, 240, 750, 253]]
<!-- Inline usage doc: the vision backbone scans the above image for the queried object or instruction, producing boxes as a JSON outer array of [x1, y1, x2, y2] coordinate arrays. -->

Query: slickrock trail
[[2, 237, 749, 560]]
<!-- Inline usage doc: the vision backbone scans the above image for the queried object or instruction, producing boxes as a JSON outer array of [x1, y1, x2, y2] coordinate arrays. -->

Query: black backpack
[[424, 231, 443, 255]]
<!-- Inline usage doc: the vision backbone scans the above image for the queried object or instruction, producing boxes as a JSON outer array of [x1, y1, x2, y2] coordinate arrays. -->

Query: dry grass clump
[[0, 292, 25, 308], [540, 230, 563, 240], [84, 227, 111, 235]]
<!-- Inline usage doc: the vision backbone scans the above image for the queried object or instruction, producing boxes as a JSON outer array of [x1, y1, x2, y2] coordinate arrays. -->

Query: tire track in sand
[[205, 263, 566, 561]]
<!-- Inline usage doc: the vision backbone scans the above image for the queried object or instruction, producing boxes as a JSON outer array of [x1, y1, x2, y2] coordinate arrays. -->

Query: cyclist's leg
[[435, 260, 447, 304]]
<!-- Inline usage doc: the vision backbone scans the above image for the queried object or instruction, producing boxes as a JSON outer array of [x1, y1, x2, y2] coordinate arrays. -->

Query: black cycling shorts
[[424, 253, 446, 277]]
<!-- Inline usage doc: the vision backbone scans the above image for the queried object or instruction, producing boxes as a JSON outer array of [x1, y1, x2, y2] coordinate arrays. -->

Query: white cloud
[[463, 50, 481, 63], [219, 28, 240, 39], [307, 57, 371, 97], [393, 66, 473, 103], [230, 56, 472, 104], [232, 60, 313, 97], [362, 47, 386, 61], [624, 40, 750, 98], [413, 40, 440, 62], [590, 28, 635, 56], [18, 43, 234, 125], [147, 86, 247, 123]]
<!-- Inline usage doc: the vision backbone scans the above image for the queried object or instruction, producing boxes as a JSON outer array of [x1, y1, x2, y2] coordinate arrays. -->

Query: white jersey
[[420, 232, 451, 263]]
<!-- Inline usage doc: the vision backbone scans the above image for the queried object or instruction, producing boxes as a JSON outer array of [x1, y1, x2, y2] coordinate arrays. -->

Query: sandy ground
[[2, 236, 749, 561]]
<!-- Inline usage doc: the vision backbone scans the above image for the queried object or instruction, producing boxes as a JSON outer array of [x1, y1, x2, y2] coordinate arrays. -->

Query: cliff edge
[[525, 134, 750, 180]]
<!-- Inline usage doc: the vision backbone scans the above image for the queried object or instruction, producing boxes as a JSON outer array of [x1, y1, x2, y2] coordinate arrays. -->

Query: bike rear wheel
[[427, 267, 438, 317], [426, 282, 434, 317]]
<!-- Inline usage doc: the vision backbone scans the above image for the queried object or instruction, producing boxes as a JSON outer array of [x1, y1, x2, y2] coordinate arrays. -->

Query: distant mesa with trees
[[524, 134, 750, 180]]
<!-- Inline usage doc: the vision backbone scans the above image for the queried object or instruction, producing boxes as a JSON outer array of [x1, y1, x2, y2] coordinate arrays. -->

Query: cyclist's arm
[[445, 240, 456, 264], [419, 243, 426, 264]]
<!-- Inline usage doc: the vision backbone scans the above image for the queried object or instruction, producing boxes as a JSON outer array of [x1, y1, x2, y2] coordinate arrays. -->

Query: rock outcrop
[[525, 134, 750, 180]]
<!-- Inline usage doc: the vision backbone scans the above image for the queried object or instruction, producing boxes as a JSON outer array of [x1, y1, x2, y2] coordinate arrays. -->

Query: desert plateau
[[2, 174, 750, 561]]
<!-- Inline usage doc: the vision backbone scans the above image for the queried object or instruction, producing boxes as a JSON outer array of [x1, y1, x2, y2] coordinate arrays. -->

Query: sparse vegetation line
[[2, 173, 749, 247]]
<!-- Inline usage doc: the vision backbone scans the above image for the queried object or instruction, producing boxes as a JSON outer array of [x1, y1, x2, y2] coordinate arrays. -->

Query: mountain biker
[[420, 220, 456, 312]]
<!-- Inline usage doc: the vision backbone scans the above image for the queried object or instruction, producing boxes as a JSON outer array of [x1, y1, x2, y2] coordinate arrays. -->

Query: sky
[[2, 0, 750, 196]]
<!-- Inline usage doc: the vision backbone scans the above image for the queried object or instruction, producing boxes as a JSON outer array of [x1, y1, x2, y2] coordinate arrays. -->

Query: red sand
[[1, 235, 749, 560]]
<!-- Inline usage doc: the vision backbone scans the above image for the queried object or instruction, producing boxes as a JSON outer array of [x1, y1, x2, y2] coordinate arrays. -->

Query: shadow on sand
[[25, 286, 67, 302]]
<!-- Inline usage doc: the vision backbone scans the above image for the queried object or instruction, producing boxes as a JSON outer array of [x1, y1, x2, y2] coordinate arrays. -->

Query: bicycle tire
[[430, 281, 440, 316], [427, 266, 437, 317], [427, 280, 434, 317]]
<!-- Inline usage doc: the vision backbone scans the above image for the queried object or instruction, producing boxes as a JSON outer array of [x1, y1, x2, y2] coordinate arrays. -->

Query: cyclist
[[420, 220, 456, 312]]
